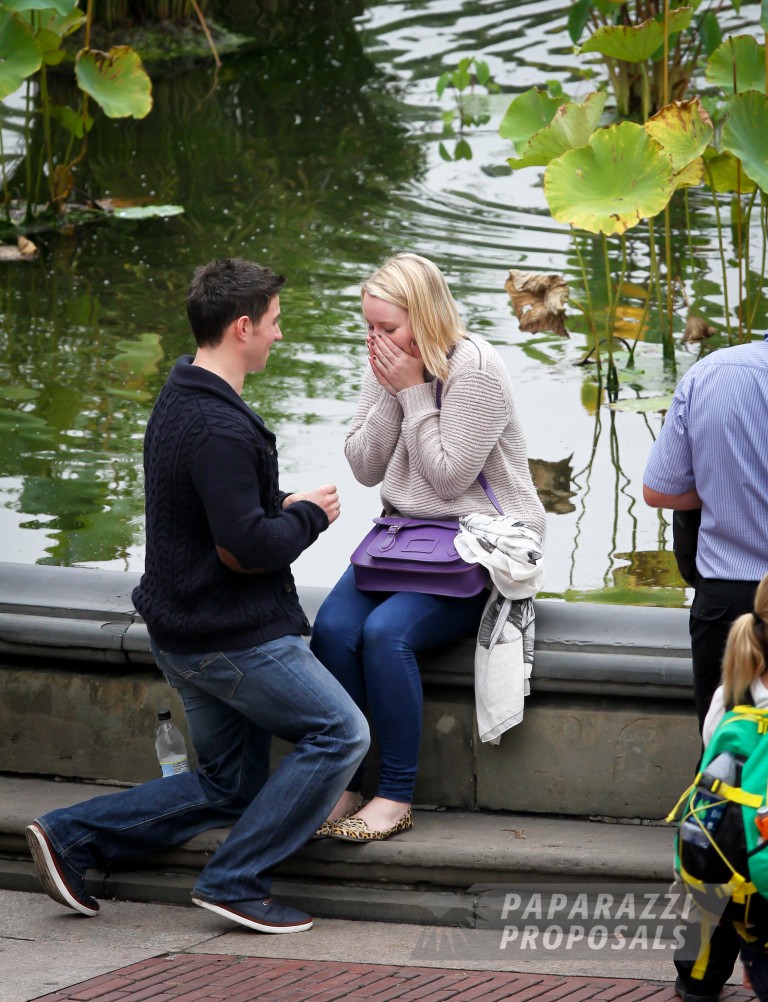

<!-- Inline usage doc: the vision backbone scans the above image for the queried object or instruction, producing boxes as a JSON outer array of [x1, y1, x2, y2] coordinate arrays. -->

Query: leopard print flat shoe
[[327, 808, 413, 842], [312, 797, 364, 839]]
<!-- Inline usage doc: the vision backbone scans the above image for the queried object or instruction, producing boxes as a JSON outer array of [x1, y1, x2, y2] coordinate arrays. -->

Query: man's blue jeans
[[36, 635, 369, 903]]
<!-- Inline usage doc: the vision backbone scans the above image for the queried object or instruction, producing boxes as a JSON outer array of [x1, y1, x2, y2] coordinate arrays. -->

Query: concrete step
[[0, 776, 678, 927]]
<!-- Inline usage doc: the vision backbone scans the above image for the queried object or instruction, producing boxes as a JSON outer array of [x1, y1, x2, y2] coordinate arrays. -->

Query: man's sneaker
[[192, 895, 312, 933], [25, 822, 99, 917]]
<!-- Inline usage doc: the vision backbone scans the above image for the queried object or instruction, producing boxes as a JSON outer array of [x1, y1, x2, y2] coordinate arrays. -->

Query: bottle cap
[[157, 709, 171, 720]]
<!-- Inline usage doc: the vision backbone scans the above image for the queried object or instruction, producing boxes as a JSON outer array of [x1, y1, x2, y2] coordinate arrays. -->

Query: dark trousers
[[674, 576, 760, 994]]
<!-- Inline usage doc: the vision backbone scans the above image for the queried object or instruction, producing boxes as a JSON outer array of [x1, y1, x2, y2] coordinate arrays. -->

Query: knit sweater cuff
[[374, 389, 405, 422], [397, 383, 435, 416]]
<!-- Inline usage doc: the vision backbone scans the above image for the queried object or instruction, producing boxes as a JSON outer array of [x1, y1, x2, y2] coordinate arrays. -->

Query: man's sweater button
[[282, 582, 292, 593]]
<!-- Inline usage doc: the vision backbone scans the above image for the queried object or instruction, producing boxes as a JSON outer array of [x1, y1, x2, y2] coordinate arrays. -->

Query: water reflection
[[0, 0, 763, 605]]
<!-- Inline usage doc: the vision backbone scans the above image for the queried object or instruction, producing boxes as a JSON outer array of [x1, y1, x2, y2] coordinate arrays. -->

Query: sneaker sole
[[25, 824, 99, 917], [192, 897, 312, 934]]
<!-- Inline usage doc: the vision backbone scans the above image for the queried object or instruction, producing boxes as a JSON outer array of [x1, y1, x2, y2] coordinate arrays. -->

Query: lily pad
[[111, 204, 185, 219], [577, 7, 693, 63], [721, 90, 768, 195], [609, 394, 674, 413], [75, 46, 152, 119], [0, 12, 41, 101], [544, 122, 676, 236]]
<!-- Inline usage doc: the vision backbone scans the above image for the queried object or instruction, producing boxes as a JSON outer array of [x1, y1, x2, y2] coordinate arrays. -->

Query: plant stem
[[573, 230, 601, 375], [704, 160, 733, 343]]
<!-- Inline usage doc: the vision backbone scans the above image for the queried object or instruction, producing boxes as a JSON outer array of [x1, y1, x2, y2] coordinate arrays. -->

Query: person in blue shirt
[[25, 257, 369, 935], [644, 335, 768, 1002]]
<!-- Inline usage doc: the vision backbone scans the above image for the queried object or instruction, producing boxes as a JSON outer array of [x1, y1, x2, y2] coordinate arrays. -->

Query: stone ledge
[[0, 562, 693, 698]]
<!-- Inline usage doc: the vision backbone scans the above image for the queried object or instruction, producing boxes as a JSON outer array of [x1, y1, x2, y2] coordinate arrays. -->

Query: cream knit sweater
[[345, 335, 546, 538]]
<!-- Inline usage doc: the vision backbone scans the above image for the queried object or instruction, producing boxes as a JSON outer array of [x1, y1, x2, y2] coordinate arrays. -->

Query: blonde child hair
[[361, 253, 466, 382], [722, 573, 768, 707]]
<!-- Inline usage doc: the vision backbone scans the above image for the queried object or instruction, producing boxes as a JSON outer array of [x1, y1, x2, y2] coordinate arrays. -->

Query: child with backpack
[[674, 573, 768, 1000]]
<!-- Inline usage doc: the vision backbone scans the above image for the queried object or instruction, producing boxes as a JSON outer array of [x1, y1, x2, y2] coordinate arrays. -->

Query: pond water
[[0, 0, 763, 606]]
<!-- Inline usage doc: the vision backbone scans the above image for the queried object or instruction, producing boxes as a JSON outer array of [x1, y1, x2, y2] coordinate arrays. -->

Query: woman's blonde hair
[[722, 573, 768, 707], [361, 253, 466, 381]]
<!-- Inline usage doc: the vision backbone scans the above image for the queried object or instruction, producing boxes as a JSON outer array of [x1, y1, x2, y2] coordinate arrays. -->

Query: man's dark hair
[[186, 258, 286, 348]]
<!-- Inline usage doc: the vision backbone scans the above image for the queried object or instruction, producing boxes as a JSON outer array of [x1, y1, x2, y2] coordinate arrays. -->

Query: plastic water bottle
[[680, 752, 739, 849], [154, 709, 189, 777]]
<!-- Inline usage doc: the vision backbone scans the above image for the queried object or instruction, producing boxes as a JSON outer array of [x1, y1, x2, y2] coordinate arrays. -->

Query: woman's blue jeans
[[36, 634, 369, 903], [310, 565, 487, 803]]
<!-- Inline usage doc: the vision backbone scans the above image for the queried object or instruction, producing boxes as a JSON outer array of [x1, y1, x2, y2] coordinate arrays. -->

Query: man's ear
[[233, 315, 250, 342]]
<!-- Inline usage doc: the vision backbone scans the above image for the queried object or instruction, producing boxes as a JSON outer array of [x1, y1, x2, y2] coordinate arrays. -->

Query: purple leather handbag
[[350, 516, 487, 597], [349, 379, 505, 597]]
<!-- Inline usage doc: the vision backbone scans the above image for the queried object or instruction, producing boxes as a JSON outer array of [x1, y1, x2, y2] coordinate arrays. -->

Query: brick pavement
[[30, 955, 758, 1002]]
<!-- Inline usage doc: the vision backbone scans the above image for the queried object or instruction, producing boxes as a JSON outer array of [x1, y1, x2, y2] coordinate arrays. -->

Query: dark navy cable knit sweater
[[131, 357, 328, 654]]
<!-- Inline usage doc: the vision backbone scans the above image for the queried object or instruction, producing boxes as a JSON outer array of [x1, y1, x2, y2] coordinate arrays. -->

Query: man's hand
[[283, 484, 341, 524]]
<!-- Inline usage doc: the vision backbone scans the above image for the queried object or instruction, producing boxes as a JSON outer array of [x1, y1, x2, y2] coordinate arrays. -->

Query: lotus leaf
[[505, 270, 570, 337], [672, 158, 704, 189], [577, 7, 693, 63], [499, 88, 565, 155], [75, 46, 152, 120], [112, 205, 185, 219], [721, 90, 768, 194], [645, 99, 713, 172], [706, 35, 766, 95], [609, 394, 674, 412], [702, 149, 757, 193], [2, 0, 78, 12], [508, 91, 607, 170], [544, 122, 676, 236], [0, 12, 40, 100]]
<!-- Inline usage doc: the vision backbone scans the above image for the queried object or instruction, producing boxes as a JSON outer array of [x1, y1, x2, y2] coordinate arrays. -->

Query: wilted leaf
[[528, 455, 575, 514], [544, 122, 676, 235], [75, 46, 152, 119], [681, 315, 716, 343], [0, 241, 36, 261], [505, 270, 570, 337], [17, 235, 37, 257], [645, 99, 713, 172]]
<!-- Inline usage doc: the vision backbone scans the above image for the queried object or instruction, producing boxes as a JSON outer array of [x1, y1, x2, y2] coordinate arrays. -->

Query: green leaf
[[436, 71, 450, 98], [706, 35, 766, 95], [608, 393, 674, 412], [111, 204, 185, 219], [544, 121, 676, 236], [568, 0, 593, 44], [508, 90, 606, 170], [762, 0, 768, 31], [698, 10, 721, 56], [499, 87, 566, 154], [438, 142, 452, 162], [454, 139, 472, 160], [48, 102, 93, 139], [644, 98, 713, 172], [721, 90, 768, 195], [75, 46, 153, 119], [2, 0, 78, 12], [578, 7, 693, 63], [0, 12, 41, 100], [475, 60, 490, 87]]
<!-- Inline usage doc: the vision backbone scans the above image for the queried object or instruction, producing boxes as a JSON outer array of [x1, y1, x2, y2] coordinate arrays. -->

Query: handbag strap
[[435, 380, 505, 516]]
